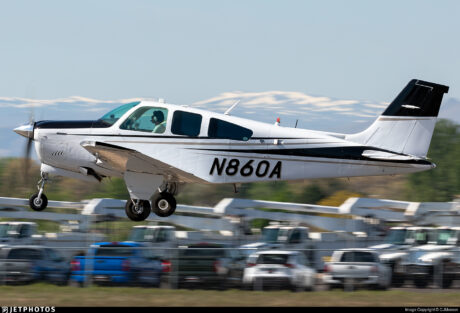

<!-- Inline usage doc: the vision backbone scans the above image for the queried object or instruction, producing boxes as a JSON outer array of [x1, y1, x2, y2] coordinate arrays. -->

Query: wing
[[80, 141, 205, 183]]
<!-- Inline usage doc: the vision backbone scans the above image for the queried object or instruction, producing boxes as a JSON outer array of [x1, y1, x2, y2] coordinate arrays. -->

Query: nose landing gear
[[29, 173, 48, 211]]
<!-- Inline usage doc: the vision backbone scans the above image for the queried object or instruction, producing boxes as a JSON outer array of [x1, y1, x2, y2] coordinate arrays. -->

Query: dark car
[[0, 245, 70, 285], [168, 243, 246, 289]]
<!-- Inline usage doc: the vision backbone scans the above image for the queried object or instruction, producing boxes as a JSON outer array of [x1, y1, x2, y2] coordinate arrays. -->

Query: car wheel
[[414, 276, 429, 289], [391, 273, 405, 287]]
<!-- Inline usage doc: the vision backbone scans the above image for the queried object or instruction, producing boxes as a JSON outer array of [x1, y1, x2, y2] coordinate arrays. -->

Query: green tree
[[405, 119, 460, 201]]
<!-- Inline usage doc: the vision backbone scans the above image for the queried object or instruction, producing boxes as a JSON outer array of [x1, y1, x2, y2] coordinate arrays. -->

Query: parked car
[[0, 245, 70, 285], [403, 227, 460, 289], [168, 243, 246, 290], [323, 248, 391, 290], [242, 250, 316, 291], [69, 242, 162, 287]]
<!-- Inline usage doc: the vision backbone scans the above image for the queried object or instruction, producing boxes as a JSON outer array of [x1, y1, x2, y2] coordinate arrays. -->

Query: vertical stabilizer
[[346, 79, 449, 157]]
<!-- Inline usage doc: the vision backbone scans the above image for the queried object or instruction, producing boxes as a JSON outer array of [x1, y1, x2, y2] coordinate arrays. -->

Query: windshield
[[95, 245, 135, 257], [385, 229, 407, 245], [277, 229, 290, 243], [257, 254, 289, 265], [129, 227, 147, 242], [262, 228, 279, 243], [436, 229, 454, 245], [340, 251, 376, 263], [98, 102, 140, 126], [0, 224, 8, 237]]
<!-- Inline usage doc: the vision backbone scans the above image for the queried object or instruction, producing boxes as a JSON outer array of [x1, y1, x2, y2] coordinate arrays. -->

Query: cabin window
[[120, 107, 168, 134], [208, 118, 253, 141], [171, 111, 202, 136]]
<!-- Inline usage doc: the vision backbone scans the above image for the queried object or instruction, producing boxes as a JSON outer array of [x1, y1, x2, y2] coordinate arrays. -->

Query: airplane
[[14, 79, 449, 221]]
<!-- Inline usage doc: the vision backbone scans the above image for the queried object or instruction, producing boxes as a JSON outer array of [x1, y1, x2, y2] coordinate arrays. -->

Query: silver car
[[242, 250, 316, 291]]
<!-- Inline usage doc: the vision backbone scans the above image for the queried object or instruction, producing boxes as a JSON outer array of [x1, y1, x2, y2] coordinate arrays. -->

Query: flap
[[81, 141, 203, 183]]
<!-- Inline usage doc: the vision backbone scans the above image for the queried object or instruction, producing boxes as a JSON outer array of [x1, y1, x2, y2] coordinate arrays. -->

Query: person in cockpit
[[151, 110, 166, 133]]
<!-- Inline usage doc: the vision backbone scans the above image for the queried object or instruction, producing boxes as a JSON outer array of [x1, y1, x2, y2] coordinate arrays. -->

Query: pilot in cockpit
[[151, 110, 166, 133]]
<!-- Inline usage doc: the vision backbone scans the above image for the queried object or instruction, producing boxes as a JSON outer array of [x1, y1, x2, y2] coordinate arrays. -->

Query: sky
[[0, 0, 459, 156]]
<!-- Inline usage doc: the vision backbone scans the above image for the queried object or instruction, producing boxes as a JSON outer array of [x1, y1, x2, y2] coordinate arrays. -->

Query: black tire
[[152, 192, 176, 217], [125, 200, 151, 221], [413, 276, 429, 289], [391, 273, 405, 288], [29, 193, 48, 211], [441, 275, 453, 289], [441, 264, 454, 289]]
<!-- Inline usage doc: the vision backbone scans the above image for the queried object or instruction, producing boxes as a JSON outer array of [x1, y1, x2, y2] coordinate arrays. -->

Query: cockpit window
[[208, 118, 253, 141], [98, 102, 140, 127], [120, 107, 168, 133]]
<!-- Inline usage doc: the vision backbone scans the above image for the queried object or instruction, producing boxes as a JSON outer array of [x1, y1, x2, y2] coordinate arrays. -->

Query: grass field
[[0, 284, 459, 307]]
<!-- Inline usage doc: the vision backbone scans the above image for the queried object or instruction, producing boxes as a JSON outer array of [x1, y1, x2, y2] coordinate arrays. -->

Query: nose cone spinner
[[14, 124, 34, 139]]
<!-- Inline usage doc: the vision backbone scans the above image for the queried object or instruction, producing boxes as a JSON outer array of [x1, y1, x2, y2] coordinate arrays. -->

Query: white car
[[323, 248, 392, 290], [242, 250, 316, 291]]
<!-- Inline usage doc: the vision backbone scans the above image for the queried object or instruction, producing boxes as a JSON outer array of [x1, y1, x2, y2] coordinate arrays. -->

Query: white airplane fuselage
[[14, 79, 448, 221], [32, 101, 433, 185]]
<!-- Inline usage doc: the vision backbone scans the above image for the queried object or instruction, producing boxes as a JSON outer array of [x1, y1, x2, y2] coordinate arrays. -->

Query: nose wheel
[[152, 192, 176, 217], [29, 174, 48, 211], [125, 199, 151, 221]]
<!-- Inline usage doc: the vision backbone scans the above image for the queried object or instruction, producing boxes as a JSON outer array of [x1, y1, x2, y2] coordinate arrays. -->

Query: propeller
[[14, 111, 35, 184], [24, 111, 35, 184]]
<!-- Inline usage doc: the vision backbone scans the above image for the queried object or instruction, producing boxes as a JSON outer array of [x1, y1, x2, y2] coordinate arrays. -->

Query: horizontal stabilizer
[[362, 150, 425, 162]]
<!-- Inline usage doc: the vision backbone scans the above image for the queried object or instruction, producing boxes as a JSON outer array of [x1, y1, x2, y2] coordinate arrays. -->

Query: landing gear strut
[[125, 199, 151, 221], [29, 173, 48, 211]]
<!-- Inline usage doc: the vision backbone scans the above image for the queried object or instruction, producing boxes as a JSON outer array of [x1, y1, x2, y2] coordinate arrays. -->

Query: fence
[[0, 246, 458, 291]]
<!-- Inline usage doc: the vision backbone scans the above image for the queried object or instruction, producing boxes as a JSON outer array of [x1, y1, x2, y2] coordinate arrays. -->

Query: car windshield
[[340, 251, 376, 263], [257, 254, 289, 265], [179, 247, 226, 258], [262, 228, 279, 243], [95, 245, 135, 257], [0, 224, 8, 237], [436, 229, 454, 245], [98, 102, 140, 126], [384, 229, 407, 245], [129, 227, 147, 242]]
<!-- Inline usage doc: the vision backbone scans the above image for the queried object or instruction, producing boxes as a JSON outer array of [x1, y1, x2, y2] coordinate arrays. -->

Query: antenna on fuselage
[[224, 100, 241, 115]]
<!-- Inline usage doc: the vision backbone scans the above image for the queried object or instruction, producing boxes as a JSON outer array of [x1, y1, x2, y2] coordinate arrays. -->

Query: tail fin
[[346, 79, 449, 157]]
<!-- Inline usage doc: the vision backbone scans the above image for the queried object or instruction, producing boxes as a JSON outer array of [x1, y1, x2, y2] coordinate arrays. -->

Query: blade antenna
[[224, 100, 241, 115]]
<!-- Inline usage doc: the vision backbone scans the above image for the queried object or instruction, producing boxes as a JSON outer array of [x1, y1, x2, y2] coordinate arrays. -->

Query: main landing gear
[[125, 191, 177, 222], [29, 173, 49, 211], [125, 183, 178, 222]]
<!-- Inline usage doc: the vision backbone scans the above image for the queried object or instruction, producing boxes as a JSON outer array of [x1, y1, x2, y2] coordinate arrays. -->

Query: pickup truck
[[167, 243, 246, 290], [403, 227, 460, 289], [69, 241, 163, 287], [370, 226, 434, 287], [323, 248, 391, 290]]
